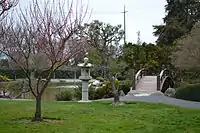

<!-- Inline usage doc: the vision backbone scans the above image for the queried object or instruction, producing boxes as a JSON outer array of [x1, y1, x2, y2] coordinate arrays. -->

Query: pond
[[22, 87, 73, 101], [0, 80, 81, 101]]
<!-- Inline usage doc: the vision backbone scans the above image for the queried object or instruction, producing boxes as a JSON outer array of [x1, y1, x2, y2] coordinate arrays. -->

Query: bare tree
[[81, 20, 124, 104], [0, 0, 18, 18], [0, 0, 88, 121], [172, 22, 200, 70]]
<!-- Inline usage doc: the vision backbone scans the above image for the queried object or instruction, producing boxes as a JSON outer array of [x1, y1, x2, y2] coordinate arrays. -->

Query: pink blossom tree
[[0, 0, 88, 121], [0, 0, 18, 18]]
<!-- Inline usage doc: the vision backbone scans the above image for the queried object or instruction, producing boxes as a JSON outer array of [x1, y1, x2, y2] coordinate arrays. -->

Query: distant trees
[[122, 43, 172, 73], [0, 0, 88, 121]]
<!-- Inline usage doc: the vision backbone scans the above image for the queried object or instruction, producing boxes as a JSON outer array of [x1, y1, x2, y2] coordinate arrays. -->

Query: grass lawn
[[0, 100, 200, 133]]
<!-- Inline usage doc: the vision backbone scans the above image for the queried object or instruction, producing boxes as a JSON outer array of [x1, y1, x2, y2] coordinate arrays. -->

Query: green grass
[[0, 100, 200, 133]]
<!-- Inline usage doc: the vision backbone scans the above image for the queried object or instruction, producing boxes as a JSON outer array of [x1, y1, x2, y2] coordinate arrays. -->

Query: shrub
[[92, 80, 131, 99], [93, 80, 120, 99], [73, 86, 82, 100], [73, 83, 113, 100], [73, 79, 130, 100], [119, 80, 131, 95], [175, 83, 200, 102], [73, 85, 98, 100], [89, 86, 96, 100], [55, 90, 73, 101], [96, 77, 105, 82], [94, 85, 113, 99]]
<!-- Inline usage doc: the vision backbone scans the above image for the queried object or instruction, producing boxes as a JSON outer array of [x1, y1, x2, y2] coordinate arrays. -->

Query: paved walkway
[[1, 95, 200, 109], [98, 95, 200, 109]]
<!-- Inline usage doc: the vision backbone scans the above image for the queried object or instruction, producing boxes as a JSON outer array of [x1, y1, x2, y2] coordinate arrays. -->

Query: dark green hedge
[[0, 69, 26, 79], [0, 69, 81, 79], [35, 70, 81, 79], [175, 83, 200, 102]]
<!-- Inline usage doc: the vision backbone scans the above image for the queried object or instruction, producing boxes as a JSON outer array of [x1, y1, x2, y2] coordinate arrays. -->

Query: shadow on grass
[[11, 117, 66, 123], [123, 101, 138, 105], [94, 100, 138, 106]]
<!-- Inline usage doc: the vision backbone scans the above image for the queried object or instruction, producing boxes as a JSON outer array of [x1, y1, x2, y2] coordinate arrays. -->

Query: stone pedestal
[[77, 57, 92, 103], [79, 80, 90, 102], [31, 71, 35, 79]]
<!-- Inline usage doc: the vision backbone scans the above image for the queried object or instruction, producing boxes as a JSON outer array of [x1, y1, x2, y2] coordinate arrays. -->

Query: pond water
[[22, 87, 74, 101], [0, 79, 96, 101]]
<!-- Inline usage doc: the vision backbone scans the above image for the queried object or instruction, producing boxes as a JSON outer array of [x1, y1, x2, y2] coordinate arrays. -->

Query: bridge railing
[[158, 68, 171, 91], [160, 69, 168, 81], [135, 68, 146, 85]]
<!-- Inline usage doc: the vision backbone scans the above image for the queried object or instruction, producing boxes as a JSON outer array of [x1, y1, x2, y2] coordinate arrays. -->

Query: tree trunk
[[113, 91, 120, 103], [32, 95, 42, 121], [101, 54, 108, 78], [102, 64, 107, 78], [103, 55, 120, 103], [132, 68, 135, 90], [108, 75, 120, 103], [132, 58, 136, 90]]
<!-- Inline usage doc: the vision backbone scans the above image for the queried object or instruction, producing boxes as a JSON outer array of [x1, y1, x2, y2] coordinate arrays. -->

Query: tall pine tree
[[153, 0, 200, 45]]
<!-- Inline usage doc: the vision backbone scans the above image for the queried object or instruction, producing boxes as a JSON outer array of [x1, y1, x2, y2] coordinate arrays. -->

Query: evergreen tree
[[153, 0, 200, 45]]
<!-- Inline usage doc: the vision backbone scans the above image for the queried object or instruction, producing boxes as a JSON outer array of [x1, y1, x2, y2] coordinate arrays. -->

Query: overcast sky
[[18, 0, 167, 44]]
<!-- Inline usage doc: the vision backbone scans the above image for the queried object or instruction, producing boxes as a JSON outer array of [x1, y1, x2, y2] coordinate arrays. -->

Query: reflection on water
[[22, 87, 69, 101]]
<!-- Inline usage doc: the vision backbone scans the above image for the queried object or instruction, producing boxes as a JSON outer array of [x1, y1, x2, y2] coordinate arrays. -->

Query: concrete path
[[98, 95, 200, 109], [1, 94, 200, 109]]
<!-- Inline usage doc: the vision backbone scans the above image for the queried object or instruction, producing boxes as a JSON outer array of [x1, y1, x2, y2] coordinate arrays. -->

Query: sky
[[18, 0, 167, 44]]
